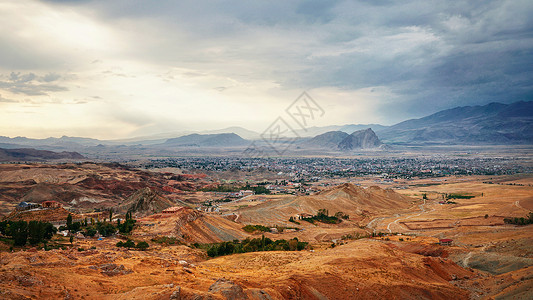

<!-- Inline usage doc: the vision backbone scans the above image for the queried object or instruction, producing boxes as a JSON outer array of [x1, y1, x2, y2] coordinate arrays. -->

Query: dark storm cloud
[[22, 0, 533, 120]]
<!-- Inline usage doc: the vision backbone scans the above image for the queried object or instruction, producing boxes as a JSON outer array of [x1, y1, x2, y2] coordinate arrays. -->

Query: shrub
[[136, 241, 149, 250], [123, 239, 135, 248], [116, 240, 138, 248], [302, 209, 340, 224], [118, 219, 136, 234], [85, 227, 97, 237], [96, 222, 116, 237], [504, 212, 533, 225]]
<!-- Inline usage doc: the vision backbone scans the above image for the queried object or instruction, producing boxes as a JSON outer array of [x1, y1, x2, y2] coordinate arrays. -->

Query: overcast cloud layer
[[1, 0, 532, 139]]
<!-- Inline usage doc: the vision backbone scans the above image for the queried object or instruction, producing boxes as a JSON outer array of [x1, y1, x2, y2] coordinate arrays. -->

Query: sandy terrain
[[1, 164, 532, 299], [0, 238, 479, 300]]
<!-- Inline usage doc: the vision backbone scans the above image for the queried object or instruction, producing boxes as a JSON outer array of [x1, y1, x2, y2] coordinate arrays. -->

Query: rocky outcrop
[[338, 128, 382, 150], [124, 187, 176, 217], [208, 279, 248, 300]]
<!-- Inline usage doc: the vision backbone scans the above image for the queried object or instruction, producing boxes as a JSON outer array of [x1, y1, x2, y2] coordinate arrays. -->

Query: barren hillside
[[0, 238, 481, 300], [236, 183, 415, 225], [135, 208, 250, 243]]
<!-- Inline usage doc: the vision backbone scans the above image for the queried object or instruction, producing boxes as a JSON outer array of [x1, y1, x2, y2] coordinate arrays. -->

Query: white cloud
[[0, 0, 531, 139]]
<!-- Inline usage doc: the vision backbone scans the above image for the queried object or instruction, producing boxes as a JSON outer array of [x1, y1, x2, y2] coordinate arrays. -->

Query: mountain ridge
[[0, 147, 85, 162], [162, 133, 249, 147], [1, 101, 531, 148], [377, 101, 533, 144]]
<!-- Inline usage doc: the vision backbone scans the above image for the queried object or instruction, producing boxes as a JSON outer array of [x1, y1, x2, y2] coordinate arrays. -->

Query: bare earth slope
[[237, 183, 415, 224], [118, 187, 176, 217], [135, 208, 250, 243], [0, 239, 475, 300]]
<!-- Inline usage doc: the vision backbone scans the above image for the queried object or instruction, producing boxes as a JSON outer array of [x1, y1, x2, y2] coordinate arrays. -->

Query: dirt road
[[385, 198, 435, 233]]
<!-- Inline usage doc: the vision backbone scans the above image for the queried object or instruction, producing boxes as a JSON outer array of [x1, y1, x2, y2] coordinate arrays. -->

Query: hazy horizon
[[1, 1, 532, 139]]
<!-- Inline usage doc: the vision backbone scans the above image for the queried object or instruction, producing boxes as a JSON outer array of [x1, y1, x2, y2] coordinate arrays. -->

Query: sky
[[0, 0, 532, 139]]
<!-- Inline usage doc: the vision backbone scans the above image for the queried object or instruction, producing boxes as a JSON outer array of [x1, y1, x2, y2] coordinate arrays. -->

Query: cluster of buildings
[[16, 200, 62, 211], [139, 156, 530, 182]]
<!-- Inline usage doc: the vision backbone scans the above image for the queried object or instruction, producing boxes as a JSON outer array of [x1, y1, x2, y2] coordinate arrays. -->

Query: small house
[[16, 201, 40, 211], [298, 213, 314, 219], [240, 190, 254, 197], [439, 239, 453, 246], [42, 201, 62, 208]]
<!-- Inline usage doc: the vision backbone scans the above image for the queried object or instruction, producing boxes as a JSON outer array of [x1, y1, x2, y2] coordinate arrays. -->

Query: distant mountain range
[[111, 126, 261, 144], [0, 135, 102, 148], [0, 101, 531, 157], [0, 148, 85, 162], [377, 101, 533, 144], [294, 124, 388, 137], [161, 133, 248, 147]]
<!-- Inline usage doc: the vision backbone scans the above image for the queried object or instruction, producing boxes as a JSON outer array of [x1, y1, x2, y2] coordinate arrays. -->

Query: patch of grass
[[151, 236, 182, 245], [447, 193, 475, 199], [242, 225, 270, 233]]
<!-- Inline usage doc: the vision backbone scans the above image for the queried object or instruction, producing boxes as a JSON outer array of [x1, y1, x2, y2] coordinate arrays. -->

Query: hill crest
[[338, 128, 382, 150]]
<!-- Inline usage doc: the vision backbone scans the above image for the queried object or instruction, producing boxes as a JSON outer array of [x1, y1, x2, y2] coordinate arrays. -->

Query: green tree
[[288, 239, 298, 251], [28, 221, 45, 245], [70, 222, 82, 233], [123, 239, 135, 248], [11, 221, 28, 246], [96, 222, 116, 237], [85, 227, 97, 237], [317, 209, 328, 217], [43, 223, 56, 240], [136, 241, 149, 250], [66, 214, 73, 231], [118, 218, 136, 234]]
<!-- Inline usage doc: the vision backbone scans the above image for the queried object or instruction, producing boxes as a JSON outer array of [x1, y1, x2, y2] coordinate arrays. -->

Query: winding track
[[382, 198, 435, 233], [463, 245, 487, 268]]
